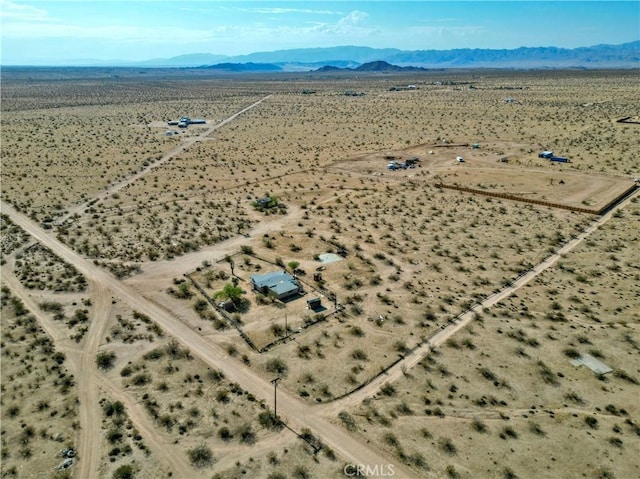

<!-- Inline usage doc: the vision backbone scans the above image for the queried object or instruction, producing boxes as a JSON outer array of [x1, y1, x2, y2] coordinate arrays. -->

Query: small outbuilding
[[307, 297, 322, 310]]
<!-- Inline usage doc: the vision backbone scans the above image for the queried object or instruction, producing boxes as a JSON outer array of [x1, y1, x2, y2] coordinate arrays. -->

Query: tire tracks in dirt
[[1, 200, 416, 478], [76, 281, 112, 479]]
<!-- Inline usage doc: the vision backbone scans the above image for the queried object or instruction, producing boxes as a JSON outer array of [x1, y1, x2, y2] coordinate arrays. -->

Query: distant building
[[251, 271, 300, 300], [169, 116, 206, 127], [257, 197, 274, 208]]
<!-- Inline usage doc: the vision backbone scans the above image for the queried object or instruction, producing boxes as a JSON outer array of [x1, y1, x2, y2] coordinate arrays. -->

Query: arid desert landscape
[[1, 68, 639, 479]]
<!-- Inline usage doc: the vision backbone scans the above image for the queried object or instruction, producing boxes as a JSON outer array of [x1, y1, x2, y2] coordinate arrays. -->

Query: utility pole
[[285, 313, 288, 339], [271, 377, 281, 419]]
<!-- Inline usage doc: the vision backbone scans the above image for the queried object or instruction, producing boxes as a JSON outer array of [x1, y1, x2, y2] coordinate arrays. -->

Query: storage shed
[[307, 297, 322, 310]]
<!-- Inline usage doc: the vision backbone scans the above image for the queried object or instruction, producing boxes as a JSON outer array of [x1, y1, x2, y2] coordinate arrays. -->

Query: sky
[[1, 1, 638, 65]]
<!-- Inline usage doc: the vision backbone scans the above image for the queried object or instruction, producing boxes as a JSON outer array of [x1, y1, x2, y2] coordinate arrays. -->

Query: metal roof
[[251, 271, 299, 297]]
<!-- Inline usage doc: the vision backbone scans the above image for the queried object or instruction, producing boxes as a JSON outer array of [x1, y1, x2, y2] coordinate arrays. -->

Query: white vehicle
[[456, 156, 465, 163]]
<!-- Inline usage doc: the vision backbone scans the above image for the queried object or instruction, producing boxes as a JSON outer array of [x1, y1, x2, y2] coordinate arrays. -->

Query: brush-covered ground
[[1, 68, 638, 479]]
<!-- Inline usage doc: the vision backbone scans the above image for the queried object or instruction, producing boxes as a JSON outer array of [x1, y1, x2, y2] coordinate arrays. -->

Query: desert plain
[[1, 67, 639, 479]]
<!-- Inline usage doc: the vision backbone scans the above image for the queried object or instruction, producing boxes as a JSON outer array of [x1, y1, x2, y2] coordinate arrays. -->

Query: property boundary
[[185, 250, 340, 354], [436, 182, 638, 216]]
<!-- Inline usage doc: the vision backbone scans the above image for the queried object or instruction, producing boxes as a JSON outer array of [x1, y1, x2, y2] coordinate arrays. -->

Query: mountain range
[[39, 42, 640, 69]]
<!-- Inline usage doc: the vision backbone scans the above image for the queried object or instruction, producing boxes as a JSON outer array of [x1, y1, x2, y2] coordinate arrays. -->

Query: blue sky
[[1, 1, 638, 65]]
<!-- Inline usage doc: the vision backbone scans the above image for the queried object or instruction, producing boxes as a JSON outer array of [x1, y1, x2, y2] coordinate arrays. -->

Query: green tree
[[214, 283, 245, 305], [287, 261, 300, 271]]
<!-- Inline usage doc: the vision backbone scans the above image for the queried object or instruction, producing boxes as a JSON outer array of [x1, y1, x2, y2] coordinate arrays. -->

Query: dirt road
[[57, 95, 272, 224], [4, 178, 634, 478], [1, 199, 415, 478], [76, 282, 111, 479]]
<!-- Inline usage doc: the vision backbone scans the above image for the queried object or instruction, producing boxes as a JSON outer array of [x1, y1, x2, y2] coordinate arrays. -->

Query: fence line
[[436, 182, 638, 215]]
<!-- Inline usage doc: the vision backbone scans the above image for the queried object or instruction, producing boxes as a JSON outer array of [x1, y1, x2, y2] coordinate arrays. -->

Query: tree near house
[[287, 261, 300, 272], [214, 283, 245, 306]]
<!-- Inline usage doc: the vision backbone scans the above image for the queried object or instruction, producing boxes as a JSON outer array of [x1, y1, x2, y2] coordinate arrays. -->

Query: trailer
[[550, 156, 569, 163]]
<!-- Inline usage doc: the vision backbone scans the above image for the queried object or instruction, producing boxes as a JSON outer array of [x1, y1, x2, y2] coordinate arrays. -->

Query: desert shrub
[[608, 437, 623, 448], [218, 426, 232, 442], [338, 411, 357, 432], [446, 465, 460, 479], [528, 421, 545, 436], [396, 401, 413, 415], [380, 383, 396, 396], [112, 464, 136, 479], [537, 361, 559, 385], [300, 428, 322, 450], [258, 411, 282, 430], [409, 452, 428, 469], [564, 391, 585, 405], [293, 466, 310, 479], [595, 468, 616, 479], [187, 444, 214, 468], [131, 373, 151, 386], [158, 415, 174, 431], [563, 347, 581, 359], [350, 326, 365, 337], [103, 401, 125, 417], [500, 426, 518, 439], [446, 338, 460, 349], [96, 351, 117, 370], [265, 357, 288, 376], [383, 432, 399, 447], [215, 389, 230, 403], [584, 416, 599, 429], [394, 341, 409, 354], [143, 348, 164, 361], [438, 437, 456, 455], [472, 418, 488, 433], [7, 405, 20, 418], [107, 429, 123, 444], [503, 468, 519, 479], [165, 339, 190, 359], [613, 369, 639, 384], [238, 424, 256, 444], [351, 349, 368, 361]]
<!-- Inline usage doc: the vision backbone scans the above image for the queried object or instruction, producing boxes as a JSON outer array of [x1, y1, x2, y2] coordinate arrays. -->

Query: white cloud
[[338, 10, 369, 26], [407, 25, 485, 40], [242, 7, 343, 15], [2, 21, 221, 44], [0, 0, 53, 22]]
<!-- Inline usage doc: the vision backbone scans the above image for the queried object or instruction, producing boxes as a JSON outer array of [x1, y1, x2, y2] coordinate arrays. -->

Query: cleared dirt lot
[[1, 68, 638, 479]]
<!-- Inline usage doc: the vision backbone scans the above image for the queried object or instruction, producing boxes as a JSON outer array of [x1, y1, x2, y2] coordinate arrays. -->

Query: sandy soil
[[2, 70, 638, 479]]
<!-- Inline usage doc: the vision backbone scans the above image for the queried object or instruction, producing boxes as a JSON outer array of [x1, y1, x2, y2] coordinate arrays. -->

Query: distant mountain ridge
[[315, 61, 429, 73], [192, 41, 639, 70], [14, 42, 638, 69], [201, 62, 282, 72]]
